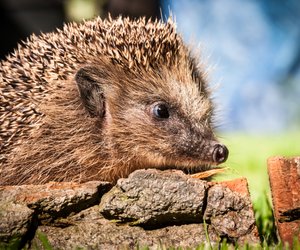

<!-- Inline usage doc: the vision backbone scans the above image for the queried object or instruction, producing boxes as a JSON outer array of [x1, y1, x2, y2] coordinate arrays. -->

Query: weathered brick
[[216, 177, 250, 196], [268, 156, 300, 247]]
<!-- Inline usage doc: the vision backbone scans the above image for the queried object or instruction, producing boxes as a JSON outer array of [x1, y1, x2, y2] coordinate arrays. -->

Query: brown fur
[[0, 17, 227, 185]]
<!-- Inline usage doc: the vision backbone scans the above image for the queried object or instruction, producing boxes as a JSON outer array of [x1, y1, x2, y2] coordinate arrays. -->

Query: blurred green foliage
[[65, 0, 103, 21], [215, 132, 300, 247], [216, 132, 300, 202]]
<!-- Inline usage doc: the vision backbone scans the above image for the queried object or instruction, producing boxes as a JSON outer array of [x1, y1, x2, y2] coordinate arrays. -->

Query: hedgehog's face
[[75, 61, 228, 174]]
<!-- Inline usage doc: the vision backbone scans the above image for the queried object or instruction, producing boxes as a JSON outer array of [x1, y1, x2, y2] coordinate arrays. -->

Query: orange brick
[[216, 177, 250, 196], [268, 156, 300, 247]]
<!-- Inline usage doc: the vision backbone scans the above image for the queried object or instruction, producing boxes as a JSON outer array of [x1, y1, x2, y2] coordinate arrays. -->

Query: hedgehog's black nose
[[212, 144, 229, 164]]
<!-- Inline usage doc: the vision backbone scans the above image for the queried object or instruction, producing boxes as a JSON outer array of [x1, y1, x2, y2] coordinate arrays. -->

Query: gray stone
[[0, 181, 112, 222], [0, 169, 260, 248], [0, 181, 111, 248], [31, 205, 217, 250], [98, 169, 260, 245], [0, 201, 35, 249], [205, 185, 256, 240], [99, 169, 208, 226]]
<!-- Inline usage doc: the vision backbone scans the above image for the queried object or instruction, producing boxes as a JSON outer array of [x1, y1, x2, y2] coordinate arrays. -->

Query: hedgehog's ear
[[75, 66, 105, 118]]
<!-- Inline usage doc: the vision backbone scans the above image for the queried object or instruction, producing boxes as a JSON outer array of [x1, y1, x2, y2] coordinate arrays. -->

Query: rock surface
[[0, 169, 260, 249], [0, 202, 35, 249], [99, 170, 207, 226], [31, 206, 218, 250], [0, 181, 112, 249]]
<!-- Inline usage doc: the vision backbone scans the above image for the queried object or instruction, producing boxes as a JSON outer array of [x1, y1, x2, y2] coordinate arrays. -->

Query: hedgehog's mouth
[[141, 152, 225, 176], [157, 163, 214, 175], [182, 164, 212, 175]]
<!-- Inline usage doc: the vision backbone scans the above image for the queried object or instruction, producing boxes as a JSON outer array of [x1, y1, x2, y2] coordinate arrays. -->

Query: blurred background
[[1, 0, 299, 202]]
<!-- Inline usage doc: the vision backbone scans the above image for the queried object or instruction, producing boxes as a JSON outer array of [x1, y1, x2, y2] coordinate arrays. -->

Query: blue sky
[[162, 0, 300, 133]]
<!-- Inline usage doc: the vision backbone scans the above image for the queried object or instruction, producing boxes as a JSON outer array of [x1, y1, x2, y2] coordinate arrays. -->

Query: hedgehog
[[0, 16, 228, 185]]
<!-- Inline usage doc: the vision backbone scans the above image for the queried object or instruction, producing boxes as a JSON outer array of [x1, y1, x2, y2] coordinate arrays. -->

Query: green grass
[[215, 131, 300, 247], [217, 132, 300, 201]]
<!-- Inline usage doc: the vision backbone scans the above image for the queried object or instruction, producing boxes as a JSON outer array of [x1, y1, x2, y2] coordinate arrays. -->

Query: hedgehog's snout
[[212, 143, 229, 164]]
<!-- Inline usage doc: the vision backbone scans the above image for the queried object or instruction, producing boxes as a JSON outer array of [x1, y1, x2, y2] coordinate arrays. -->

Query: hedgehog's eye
[[152, 102, 170, 119]]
